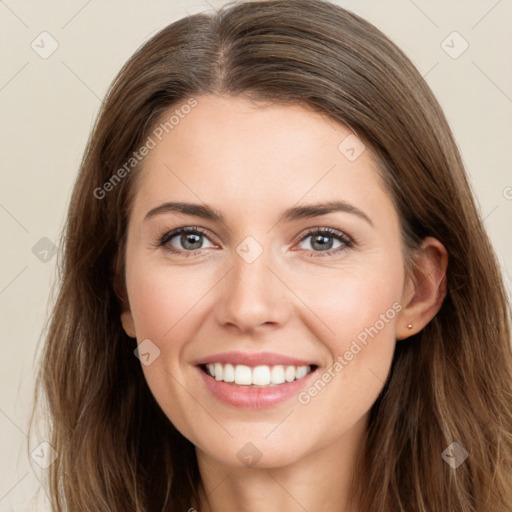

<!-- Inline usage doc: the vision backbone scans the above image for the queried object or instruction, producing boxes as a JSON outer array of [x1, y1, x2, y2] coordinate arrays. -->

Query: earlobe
[[396, 237, 448, 340], [121, 310, 137, 338]]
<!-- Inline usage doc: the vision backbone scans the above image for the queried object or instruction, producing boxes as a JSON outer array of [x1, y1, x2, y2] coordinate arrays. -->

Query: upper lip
[[193, 351, 318, 367]]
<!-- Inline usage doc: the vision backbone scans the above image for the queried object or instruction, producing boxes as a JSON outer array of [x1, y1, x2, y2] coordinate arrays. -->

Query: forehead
[[131, 94, 392, 222]]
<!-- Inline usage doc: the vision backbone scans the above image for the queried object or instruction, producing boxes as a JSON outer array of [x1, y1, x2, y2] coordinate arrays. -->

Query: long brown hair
[[32, 0, 512, 510]]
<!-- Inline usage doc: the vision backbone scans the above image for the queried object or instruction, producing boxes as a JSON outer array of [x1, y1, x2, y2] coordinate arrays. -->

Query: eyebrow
[[144, 200, 373, 226]]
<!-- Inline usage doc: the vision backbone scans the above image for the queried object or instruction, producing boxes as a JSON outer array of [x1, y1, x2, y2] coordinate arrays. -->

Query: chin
[[194, 434, 312, 470]]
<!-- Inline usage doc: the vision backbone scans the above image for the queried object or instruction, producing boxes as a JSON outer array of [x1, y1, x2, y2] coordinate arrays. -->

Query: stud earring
[[407, 324, 413, 329]]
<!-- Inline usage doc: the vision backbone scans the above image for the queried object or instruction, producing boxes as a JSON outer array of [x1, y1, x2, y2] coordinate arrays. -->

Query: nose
[[214, 246, 292, 334]]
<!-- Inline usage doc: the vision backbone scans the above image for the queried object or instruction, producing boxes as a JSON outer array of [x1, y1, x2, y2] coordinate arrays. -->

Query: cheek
[[291, 255, 404, 351], [292, 254, 404, 405], [125, 258, 212, 340], [124, 258, 211, 436]]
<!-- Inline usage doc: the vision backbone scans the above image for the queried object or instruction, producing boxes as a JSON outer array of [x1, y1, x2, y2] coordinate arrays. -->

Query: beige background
[[0, 0, 511, 510]]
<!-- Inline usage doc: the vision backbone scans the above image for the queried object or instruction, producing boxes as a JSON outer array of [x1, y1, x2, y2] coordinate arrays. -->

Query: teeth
[[214, 362, 223, 381], [252, 365, 271, 386], [271, 365, 285, 384], [285, 365, 296, 382], [223, 363, 235, 382], [295, 366, 308, 379], [204, 363, 312, 386], [234, 364, 252, 385]]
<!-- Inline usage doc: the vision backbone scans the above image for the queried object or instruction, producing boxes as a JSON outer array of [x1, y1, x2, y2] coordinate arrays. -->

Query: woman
[[33, 0, 512, 510]]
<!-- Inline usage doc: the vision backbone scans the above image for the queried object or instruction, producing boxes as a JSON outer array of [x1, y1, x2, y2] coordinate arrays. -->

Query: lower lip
[[196, 366, 318, 409]]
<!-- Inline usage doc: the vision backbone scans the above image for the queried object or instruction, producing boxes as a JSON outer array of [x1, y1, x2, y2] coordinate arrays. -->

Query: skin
[[121, 94, 447, 512]]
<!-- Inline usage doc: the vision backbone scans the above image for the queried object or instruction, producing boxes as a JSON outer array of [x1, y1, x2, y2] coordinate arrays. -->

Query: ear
[[121, 309, 137, 339], [111, 251, 137, 338], [396, 236, 448, 340]]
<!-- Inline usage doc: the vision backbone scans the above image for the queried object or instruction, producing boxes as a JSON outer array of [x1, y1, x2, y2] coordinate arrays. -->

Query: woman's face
[[122, 94, 409, 468]]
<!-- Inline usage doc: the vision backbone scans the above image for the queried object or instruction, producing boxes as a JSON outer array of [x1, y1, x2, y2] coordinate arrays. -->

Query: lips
[[193, 351, 319, 408], [193, 351, 318, 368]]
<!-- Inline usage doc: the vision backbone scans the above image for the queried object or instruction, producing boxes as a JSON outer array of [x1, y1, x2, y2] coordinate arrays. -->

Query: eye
[[295, 227, 353, 257], [156, 226, 354, 258], [157, 226, 215, 255]]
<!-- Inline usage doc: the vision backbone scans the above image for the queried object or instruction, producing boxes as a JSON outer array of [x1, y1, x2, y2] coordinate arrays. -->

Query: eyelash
[[156, 226, 354, 259]]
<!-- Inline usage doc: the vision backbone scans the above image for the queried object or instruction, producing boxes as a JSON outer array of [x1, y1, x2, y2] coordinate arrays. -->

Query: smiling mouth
[[199, 363, 318, 387]]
